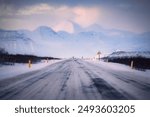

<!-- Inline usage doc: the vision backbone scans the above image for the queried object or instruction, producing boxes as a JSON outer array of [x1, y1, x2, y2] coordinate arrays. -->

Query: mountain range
[[107, 51, 150, 59], [0, 22, 150, 58]]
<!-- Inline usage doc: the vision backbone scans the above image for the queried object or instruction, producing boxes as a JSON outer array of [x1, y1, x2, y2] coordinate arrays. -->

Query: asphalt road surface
[[0, 59, 150, 100]]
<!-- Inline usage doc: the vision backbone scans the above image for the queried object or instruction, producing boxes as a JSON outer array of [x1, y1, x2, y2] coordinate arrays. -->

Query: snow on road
[[0, 60, 60, 80], [0, 59, 150, 100]]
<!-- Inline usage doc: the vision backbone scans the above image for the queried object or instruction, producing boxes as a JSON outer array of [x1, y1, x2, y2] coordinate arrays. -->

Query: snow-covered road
[[0, 59, 150, 100]]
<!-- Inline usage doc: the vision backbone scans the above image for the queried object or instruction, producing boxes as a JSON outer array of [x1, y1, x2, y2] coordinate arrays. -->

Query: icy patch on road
[[0, 60, 61, 80]]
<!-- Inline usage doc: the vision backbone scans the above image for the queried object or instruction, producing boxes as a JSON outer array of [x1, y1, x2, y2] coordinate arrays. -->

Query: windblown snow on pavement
[[0, 60, 60, 80], [0, 59, 150, 100]]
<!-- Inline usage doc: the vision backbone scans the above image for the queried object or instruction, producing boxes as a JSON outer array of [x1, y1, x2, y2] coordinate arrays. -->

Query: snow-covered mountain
[[33, 26, 61, 41], [107, 51, 150, 59], [0, 23, 150, 57], [0, 30, 34, 55]]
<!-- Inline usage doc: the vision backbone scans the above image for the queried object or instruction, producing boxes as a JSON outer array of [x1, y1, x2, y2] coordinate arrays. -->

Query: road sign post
[[97, 51, 101, 61]]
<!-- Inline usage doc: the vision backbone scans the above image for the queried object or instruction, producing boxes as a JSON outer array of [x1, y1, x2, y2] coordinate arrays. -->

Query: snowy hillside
[[108, 51, 150, 59], [105, 51, 150, 69], [0, 60, 61, 80], [0, 30, 34, 55], [33, 26, 61, 41], [0, 23, 150, 57]]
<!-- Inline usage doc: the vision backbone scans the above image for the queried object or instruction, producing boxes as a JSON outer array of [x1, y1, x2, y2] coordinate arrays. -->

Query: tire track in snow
[[82, 60, 150, 99], [1, 59, 148, 100], [78, 60, 150, 99], [76, 60, 130, 99], [0, 60, 71, 99], [56, 59, 102, 99], [84, 69, 127, 99]]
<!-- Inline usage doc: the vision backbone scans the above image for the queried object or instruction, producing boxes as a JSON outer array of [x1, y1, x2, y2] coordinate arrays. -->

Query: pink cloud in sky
[[73, 7, 100, 27], [53, 21, 74, 33], [0, 3, 100, 32], [0, 3, 148, 33]]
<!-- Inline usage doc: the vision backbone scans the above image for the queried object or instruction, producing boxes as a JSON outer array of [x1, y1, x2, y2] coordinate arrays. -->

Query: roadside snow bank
[[86, 60, 150, 81], [0, 60, 61, 80]]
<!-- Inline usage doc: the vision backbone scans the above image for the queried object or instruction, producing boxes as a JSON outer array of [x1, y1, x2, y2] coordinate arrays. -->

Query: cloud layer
[[0, 0, 150, 33]]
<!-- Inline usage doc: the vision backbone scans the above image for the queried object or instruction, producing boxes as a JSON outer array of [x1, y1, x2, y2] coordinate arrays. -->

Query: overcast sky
[[0, 0, 150, 33]]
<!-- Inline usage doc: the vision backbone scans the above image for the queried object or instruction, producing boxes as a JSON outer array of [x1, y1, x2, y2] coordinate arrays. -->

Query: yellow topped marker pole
[[131, 60, 134, 69], [28, 60, 32, 68]]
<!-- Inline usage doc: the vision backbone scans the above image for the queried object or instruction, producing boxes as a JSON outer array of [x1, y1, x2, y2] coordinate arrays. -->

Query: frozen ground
[[0, 60, 60, 80], [0, 58, 150, 100]]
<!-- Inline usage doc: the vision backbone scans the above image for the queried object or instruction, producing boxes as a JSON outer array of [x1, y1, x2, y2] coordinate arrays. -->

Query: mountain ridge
[[0, 24, 150, 57]]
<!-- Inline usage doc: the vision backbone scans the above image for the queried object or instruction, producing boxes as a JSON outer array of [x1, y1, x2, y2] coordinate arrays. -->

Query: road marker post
[[131, 60, 134, 69], [47, 58, 49, 63], [28, 60, 32, 68]]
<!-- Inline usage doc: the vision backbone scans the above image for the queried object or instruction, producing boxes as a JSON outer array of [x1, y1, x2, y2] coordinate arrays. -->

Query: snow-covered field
[[0, 60, 61, 80], [107, 51, 150, 58], [0, 59, 150, 100], [87, 60, 150, 79]]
